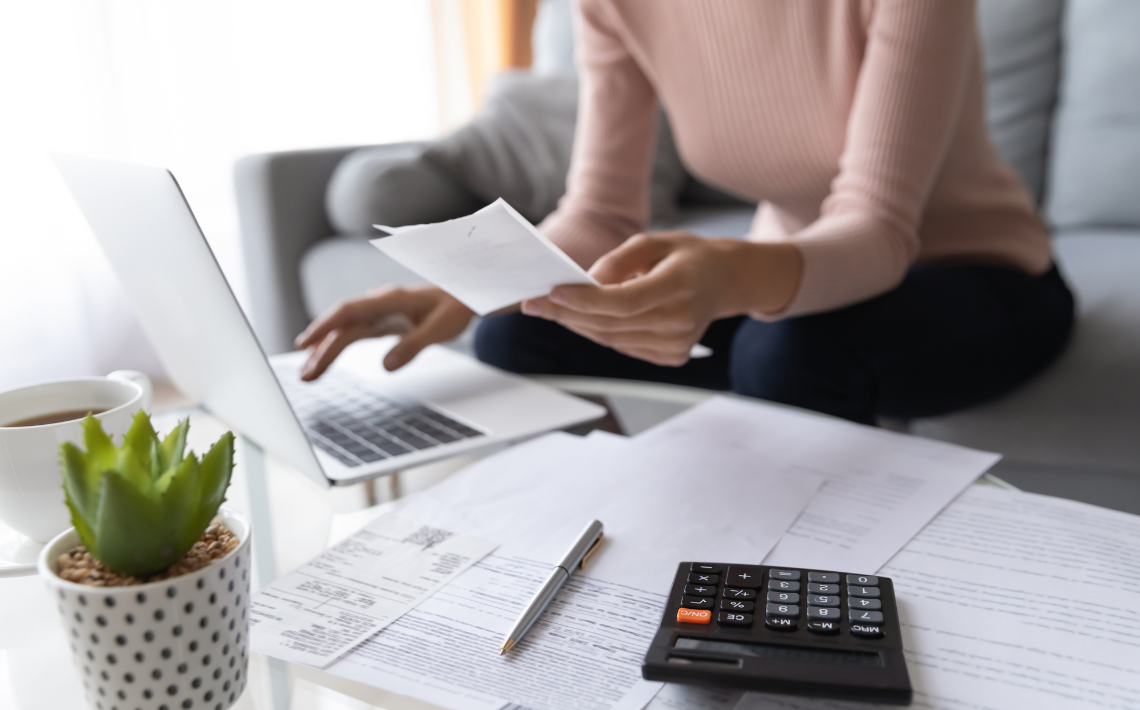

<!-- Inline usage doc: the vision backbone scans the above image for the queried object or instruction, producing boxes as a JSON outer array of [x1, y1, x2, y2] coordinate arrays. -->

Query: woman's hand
[[521, 232, 802, 366], [295, 285, 474, 380]]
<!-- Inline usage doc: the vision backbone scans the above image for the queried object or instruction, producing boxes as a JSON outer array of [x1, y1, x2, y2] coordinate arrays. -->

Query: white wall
[[0, 0, 441, 391]]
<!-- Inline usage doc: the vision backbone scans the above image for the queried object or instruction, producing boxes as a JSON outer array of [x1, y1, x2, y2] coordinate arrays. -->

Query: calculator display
[[641, 562, 912, 705]]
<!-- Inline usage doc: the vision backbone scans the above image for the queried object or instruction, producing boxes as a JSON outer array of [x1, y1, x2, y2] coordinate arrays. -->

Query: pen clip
[[579, 532, 604, 570]]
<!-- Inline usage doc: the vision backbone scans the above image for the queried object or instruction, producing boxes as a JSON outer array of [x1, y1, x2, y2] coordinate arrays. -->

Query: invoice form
[[634, 397, 1001, 574]]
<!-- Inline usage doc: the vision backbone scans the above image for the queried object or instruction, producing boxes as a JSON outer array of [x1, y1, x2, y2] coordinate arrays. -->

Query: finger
[[549, 266, 683, 318], [300, 325, 369, 381], [537, 299, 689, 335], [589, 234, 674, 285], [383, 305, 462, 371]]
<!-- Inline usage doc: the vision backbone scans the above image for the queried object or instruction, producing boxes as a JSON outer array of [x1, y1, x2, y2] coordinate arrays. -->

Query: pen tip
[[498, 639, 514, 655]]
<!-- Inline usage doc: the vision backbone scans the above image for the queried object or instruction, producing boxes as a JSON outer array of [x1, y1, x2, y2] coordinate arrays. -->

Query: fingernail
[[549, 289, 567, 305], [522, 300, 540, 316], [383, 353, 402, 370]]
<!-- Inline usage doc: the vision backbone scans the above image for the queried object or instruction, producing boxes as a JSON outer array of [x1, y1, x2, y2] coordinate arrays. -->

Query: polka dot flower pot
[[38, 509, 251, 710]]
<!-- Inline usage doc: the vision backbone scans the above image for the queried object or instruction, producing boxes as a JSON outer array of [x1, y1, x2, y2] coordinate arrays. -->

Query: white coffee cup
[[0, 371, 152, 543]]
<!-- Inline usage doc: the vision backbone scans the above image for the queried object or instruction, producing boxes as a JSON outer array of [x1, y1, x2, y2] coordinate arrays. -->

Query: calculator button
[[765, 603, 800, 617], [690, 563, 723, 573], [768, 569, 801, 580], [722, 588, 757, 600], [850, 623, 884, 638], [808, 572, 839, 583], [806, 606, 841, 620], [807, 620, 841, 635], [688, 573, 720, 584], [848, 610, 884, 623], [765, 617, 798, 631], [848, 586, 881, 598], [717, 612, 752, 626], [676, 608, 712, 624], [808, 583, 839, 595], [849, 598, 881, 610], [766, 591, 800, 604], [684, 584, 716, 597], [846, 574, 879, 586], [807, 594, 840, 607], [725, 565, 764, 588], [766, 580, 800, 592], [720, 599, 754, 612], [681, 596, 715, 608]]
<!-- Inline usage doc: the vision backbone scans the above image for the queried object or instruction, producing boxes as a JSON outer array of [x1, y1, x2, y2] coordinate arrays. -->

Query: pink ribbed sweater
[[540, 0, 1052, 318]]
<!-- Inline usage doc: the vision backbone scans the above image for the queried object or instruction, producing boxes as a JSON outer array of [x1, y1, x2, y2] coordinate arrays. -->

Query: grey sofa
[[234, 0, 1140, 513]]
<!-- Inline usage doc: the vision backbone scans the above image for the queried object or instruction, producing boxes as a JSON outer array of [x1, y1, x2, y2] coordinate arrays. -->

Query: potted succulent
[[37, 412, 252, 710]]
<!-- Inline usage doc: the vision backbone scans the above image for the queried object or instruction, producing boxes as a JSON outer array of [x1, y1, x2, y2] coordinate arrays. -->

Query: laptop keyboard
[[274, 366, 485, 468]]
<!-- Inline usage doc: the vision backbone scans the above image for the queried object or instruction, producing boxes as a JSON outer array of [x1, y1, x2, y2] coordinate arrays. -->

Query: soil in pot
[[56, 522, 240, 586]]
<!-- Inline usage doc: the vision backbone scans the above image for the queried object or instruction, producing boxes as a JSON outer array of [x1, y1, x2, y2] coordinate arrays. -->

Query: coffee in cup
[[0, 371, 152, 543]]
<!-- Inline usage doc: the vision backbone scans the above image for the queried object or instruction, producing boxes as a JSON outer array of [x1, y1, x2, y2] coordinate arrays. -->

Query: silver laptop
[[52, 153, 604, 486]]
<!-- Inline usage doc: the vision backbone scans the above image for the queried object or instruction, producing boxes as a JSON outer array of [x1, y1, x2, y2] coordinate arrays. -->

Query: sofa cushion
[[976, 0, 1064, 204], [299, 236, 426, 319], [910, 229, 1140, 472], [1045, 0, 1140, 228]]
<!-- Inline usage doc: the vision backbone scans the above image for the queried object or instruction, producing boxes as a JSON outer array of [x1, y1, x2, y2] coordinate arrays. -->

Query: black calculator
[[641, 562, 912, 705]]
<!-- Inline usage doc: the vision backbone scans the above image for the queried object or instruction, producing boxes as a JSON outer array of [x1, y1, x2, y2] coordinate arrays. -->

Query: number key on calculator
[[641, 562, 912, 705]]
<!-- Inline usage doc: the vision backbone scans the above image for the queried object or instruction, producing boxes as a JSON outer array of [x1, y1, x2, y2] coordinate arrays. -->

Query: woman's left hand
[[521, 232, 802, 366]]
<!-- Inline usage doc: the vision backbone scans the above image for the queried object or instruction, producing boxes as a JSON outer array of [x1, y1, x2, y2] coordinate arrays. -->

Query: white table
[[0, 378, 1014, 710]]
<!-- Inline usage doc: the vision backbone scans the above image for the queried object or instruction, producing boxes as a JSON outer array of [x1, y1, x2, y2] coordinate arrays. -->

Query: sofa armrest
[[235, 144, 419, 354]]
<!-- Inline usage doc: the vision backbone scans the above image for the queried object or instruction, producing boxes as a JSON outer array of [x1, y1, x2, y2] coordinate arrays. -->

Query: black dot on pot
[[72, 628, 79, 638], [215, 704, 221, 710], [189, 640, 198, 652], [79, 595, 87, 606], [222, 645, 229, 656], [183, 602, 193, 614], [228, 692, 234, 703], [159, 705, 168, 710], [235, 633, 242, 645], [161, 648, 172, 659], [124, 614, 134, 624], [227, 581, 233, 592], [182, 699, 193, 709], [166, 684, 178, 696], [223, 681, 230, 692], [212, 669, 221, 680], [234, 670, 241, 682], [106, 654, 117, 665], [136, 592, 146, 604], [191, 677, 201, 689], [234, 595, 241, 606], [202, 655, 211, 666], [124, 672, 134, 683], [154, 610, 164, 621], [199, 617, 208, 629], [100, 670, 109, 680], [104, 597, 116, 608], [143, 689, 152, 699], [242, 570, 247, 581], [211, 632, 219, 643], [202, 689, 211, 700], [173, 625, 183, 637], [177, 663, 187, 674], [196, 578, 204, 590], [58, 590, 65, 600], [90, 633, 99, 644], [134, 652, 144, 663], [228, 619, 234, 631], [97, 685, 105, 695], [228, 657, 234, 668], [166, 587, 177, 599], [115, 635, 127, 646], [75, 612, 83, 623], [219, 569, 225, 580], [220, 607, 227, 619], [87, 650, 95, 661], [143, 631, 154, 643], [117, 689, 126, 700], [152, 669, 162, 680], [96, 615, 107, 626], [208, 593, 216, 605]]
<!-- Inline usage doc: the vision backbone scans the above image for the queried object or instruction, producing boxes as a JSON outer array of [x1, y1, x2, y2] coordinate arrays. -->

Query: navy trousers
[[474, 263, 1075, 425]]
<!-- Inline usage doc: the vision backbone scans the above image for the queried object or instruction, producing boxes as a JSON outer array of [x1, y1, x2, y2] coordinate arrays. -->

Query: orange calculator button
[[677, 608, 712, 624]]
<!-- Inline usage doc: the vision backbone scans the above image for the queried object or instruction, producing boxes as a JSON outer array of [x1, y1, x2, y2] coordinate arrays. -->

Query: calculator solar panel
[[641, 562, 912, 705]]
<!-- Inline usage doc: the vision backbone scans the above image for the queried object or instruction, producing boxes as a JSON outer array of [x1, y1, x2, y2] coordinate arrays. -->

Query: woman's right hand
[[295, 285, 474, 381]]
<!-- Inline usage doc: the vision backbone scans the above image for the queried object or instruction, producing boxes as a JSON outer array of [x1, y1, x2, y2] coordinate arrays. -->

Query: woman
[[297, 1, 1073, 425]]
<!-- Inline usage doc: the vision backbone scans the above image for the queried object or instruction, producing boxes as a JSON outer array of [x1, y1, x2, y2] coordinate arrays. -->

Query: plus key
[[725, 565, 764, 589]]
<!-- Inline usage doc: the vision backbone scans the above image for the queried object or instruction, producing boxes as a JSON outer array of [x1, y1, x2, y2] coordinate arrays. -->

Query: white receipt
[[635, 397, 1000, 574], [733, 486, 1140, 710], [371, 198, 596, 315], [330, 553, 666, 710], [249, 515, 497, 668]]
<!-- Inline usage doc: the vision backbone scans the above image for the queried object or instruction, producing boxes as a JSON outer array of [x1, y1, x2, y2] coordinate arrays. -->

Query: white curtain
[[0, 0, 441, 392]]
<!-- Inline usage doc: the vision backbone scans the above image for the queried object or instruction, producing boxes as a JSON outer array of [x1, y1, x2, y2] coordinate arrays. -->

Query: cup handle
[[107, 370, 153, 414]]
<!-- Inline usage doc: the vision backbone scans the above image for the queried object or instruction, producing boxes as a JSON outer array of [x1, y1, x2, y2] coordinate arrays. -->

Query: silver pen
[[497, 519, 605, 655]]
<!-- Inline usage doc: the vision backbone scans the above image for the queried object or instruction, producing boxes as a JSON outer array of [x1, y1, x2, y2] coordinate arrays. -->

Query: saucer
[[0, 520, 45, 578]]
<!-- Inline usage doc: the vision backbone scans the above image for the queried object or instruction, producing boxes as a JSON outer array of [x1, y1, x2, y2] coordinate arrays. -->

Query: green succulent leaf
[[58, 414, 235, 578]]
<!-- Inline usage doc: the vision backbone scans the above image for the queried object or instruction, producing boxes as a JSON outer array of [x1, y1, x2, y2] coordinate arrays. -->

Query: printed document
[[730, 485, 1140, 710], [371, 198, 596, 315], [635, 397, 1000, 574], [249, 515, 497, 667]]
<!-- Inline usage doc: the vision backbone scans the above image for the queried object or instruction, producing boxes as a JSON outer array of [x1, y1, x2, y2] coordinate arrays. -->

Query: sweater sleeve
[[538, 0, 658, 268], [762, 0, 978, 319]]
